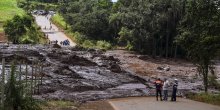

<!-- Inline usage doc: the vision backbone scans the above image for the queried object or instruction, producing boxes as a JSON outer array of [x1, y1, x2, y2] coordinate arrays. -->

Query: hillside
[[0, 0, 24, 32]]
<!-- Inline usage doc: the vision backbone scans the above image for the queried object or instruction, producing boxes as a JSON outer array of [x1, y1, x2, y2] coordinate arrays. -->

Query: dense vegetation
[[177, 0, 220, 92], [0, 0, 24, 32], [58, 0, 219, 56], [17, 0, 58, 13], [3, 14, 44, 44], [58, 0, 220, 92]]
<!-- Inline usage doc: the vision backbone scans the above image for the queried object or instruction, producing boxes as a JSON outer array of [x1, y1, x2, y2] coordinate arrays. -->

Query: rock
[[164, 66, 170, 71], [157, 66, 164, 70], [157, 66, 170, 71], [52, 44, 61, 48], [61, 55, 97, 66], [108, 56, 120, 62], [87, 48, 96, 52], [96, 49, 106, 54], [137, 55, 150, 60], [109, 63, 123, 73]]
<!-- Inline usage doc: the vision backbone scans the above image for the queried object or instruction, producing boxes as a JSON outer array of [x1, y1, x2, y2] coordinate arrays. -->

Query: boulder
[[157, 66, 170, 71], [109, 63, 123, 73]]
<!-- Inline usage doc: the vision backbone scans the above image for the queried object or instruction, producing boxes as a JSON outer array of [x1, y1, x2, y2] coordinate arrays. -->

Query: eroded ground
[[106, 50, 220, 93], [0, 45, 219, 103], [0, 45, 148, 102]]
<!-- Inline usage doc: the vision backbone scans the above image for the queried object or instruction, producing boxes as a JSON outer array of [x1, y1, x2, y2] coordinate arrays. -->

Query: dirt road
[[34, 15, 76, 46], [108, 97, 220, 110]]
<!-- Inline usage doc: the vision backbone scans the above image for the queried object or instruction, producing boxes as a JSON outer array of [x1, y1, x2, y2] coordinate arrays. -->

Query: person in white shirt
[[163, 78, 169, 101]]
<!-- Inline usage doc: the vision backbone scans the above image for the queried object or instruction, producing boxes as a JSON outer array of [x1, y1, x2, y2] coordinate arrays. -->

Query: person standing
[[154, 78, 163, 101], [163, 79, 169, 101], [171, 79, 178, 101]]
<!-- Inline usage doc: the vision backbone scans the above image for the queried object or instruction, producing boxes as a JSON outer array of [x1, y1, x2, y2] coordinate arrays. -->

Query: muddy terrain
[[106, 50, 220, 93], [0, 33, 6, 42], [0, 45, 219, 102]]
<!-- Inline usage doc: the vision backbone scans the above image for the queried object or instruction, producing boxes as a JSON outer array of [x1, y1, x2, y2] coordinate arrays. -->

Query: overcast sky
[[112, 0, 118, 2]]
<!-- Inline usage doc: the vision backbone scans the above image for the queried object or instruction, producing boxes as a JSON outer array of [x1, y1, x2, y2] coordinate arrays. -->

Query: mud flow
[[0, 45, 149, 102], [0, 45, 219, 102]]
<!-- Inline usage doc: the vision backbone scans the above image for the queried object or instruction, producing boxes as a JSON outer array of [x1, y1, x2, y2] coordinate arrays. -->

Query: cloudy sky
[[112, 0, 118, 2]]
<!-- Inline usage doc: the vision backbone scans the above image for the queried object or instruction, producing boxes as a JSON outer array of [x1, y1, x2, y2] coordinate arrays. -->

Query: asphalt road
[[109, 97, 220, 110], [34, 15, 76, 46]]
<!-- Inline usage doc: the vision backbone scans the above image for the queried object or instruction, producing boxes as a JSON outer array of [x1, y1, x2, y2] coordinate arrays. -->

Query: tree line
[[58, 0, 220, 58], [57, 0, 220, 92]]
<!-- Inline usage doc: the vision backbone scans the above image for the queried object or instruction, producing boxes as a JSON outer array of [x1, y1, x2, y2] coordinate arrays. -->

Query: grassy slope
[[0, 0, 25, 32], [51, 13, 67, 29]]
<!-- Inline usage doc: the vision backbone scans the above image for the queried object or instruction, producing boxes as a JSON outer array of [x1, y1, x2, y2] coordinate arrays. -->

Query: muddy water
[[0, 45, 149, 102]]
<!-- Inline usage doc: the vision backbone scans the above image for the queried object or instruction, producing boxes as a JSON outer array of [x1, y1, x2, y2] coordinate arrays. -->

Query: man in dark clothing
[[171, 79, 178, 101], [155, 78, 163, 101]]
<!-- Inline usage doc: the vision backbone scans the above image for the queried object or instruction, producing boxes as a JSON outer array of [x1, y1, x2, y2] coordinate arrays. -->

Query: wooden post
[[40, 65, 43, 85], [1, 58, 5, 108], [19, 61, 22, 82], [37, 63, 40, 94], [31, 63, 34, 97], [25, 63, 28, 87], [34, 64, 37, 94]]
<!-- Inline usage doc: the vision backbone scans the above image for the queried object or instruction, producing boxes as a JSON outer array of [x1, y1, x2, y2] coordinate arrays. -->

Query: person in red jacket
[[154, 78, 163, 101]]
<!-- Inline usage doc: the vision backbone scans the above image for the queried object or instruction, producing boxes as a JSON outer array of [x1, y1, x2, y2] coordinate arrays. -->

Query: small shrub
[[74, 32, 86, 44], [208, 74, 220, 90], [82, 40, 95, 49], [20, 37, 34, 44], [126, 41, 134, 51], [96, 40, 112, 50]]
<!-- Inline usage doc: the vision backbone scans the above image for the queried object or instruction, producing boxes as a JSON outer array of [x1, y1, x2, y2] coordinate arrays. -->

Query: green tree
[[59, 0, 113, 40], [3, 15, 40, 44], [178, 0, 220, 92], [4, 15, 31, 44], [111, 0, 183, 55]]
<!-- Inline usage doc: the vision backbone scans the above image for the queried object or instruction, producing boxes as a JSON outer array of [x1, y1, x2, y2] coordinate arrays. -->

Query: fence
[[0, 58, 44, 106]]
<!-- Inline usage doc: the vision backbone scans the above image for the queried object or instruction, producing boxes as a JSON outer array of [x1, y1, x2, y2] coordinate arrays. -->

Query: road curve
[[34, 15, 76, 46]]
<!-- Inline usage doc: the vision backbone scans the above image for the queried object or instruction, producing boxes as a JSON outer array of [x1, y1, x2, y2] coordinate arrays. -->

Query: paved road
[[109, 97, 220, 110], [34, 15, 76, 46]]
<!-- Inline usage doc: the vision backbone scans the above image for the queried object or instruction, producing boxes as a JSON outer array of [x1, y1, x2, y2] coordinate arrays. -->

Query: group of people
[[43, 22, 53, 30], [154, 78, 178, 101], [60, 39, 70, 46]]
